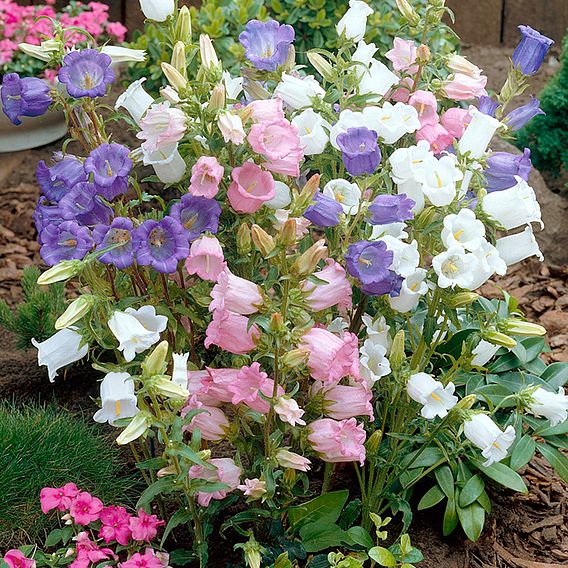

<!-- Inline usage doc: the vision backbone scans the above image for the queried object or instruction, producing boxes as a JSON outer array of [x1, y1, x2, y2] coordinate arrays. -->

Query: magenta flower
[[121, 550, 163, 568], [1, 72, 52, 125], [3, 550, 35, 568], [99, 506, 132, 546], [416, 123, 454, 154], [189, 156, 224, 198], [58, 49, 115, 98], [84, 143, 132, 200], [72, 532, 116, 568], [307, 418, 367, 466], [129, 509, 164, 542], [239, 19, 295, 72], [205, 308, 260, 355], [40, 482, 79, 513], [229, 362, 284, 414], [69, 491, 104, 525]]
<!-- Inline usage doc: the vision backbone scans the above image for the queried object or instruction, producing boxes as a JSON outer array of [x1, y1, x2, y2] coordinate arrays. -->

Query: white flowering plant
[[2, 0, 568, 566]]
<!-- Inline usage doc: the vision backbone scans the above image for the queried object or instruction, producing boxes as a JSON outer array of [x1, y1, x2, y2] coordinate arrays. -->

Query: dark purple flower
[[239, 20, 295, 72], [59, 182, 114, 226], [477, 95, 499, 118], [337, 127, 381, 176], [367, 194, 415, 225], [58, 49, 114, 99], [36, 154, 87, 202], [169, 195, 221, 242], [84, 143, 132, 201], [303, 192, 343, 227], [484, 148, 532, 192], [505, 97, 545, 131], [1, 73, 52, 126], [93, 217, 136, 269], [134, 216, 190, 274], [40, 220, 94, 266], [34, 197, 65, 243], [512, 25, 554, 76]]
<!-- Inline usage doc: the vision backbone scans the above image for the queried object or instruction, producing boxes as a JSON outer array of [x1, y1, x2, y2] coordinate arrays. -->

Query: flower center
[[82, 73, 96, 90], [149, 228, 166, 248]]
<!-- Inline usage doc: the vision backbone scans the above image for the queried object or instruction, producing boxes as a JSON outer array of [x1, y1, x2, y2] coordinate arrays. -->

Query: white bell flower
[[482, 177, 542, 231], [418, 154, 463, 207], [466, 239, 507, 290], [172, 352, 190, 388], [388, 268, 428, 313], [32, 328, 89, 383], [291, 109, 330, 155], [432, 246, 477, 289], [441, 208, 486, 251], [407, 372, 458, 419], [101, 46, 146, 64], [397, 179, 425, 214], [218, 111, 246, 144], [527, 387, 568, 427], [360, 339, 391, 386], [108, 306, 168, 362], [222, 71, 243, 100], [370, 222, 409, 240], [329, 109, 366, 149], [472, 340, 501, 367], [362, 315, 391, 351], [19, 39, 60, 62], [459, 108, 503, 159], [266, 181, 292, 210], [336, 0, 374, 42], [358, 59, 399, 101], [463, 414, 516, 467], [93, 372, 139, 426], [365, 102, 420, 144], [323, 179, 361, 215], [139, 0, 175, 22], [141, 142, 187, 184], [496, 225, 544, 266], [115, 78, 154, 125], [274, 73, 325, 110], [389, 140, 433, 185], [352, 40, 379, 78], [379, 236, 420, 278]]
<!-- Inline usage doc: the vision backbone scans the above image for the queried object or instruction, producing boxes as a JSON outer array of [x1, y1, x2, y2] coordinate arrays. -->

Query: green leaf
[[169, 443, 214, 469], [45, 528, 63, 547], [458, 475, 485, 508], [476, 461, 528, 493], [541, 362, 568, 388], [442, 498, 458, 536], [161, 508, 193, 546], [168, 549, 196, 566], [537, 442, 568, 483], [136, 477, 176, 509], [457, 502, 485, 541], [288, 490, 349, 529], [509, 435, 536, 471], [299, 521, 349, 553], [476, 490, 492, 513], [403, 447, 445, 469], [417, 485, 445, 510], [435, 465, 454, 498], [346, 526, 374, 549], [368, 547, 396, 567]]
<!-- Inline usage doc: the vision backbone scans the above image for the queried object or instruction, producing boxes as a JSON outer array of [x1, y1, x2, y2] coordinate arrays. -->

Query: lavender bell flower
[[170, 195, 222, 242], [239, 19, 295, 72], [58, 49, 115, 99], [134, 216, 190, 274], [84, 143, 132, 200], [34, 197, 65, 243], [505, 97, 545, 131], [484, 148, 532, 192], [40, 220, 94, 266], [1, 73, 52, 125], [345, 240, 402, 297], [93, 217, 136, 269], [59, 182, 114, 226], [512, 25, 554, 76], [36, 155, 87, 202], [477, 95, 499, 118], [368, 194, 415, 225], [303, 192, 343, 227], [336, 127, 381, 176]]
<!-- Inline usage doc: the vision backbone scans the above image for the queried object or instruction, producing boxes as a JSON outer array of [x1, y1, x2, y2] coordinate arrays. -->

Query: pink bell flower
[[227, 162, 275, 213], [315, 382, 374, 420], [185, 235, 226, 282], [188, 156, 224, 198], [301, 259, 352, 312], [229, 362, 284, 413], [409, 90, 439, 127], [440, 107, 472, 139], [200, 367, 241, 404], [182, 395, 231, 441], [416, 123, 455, 154], [442, 73, 488, 101], [205, 308, 260, 354], [385, 37, 419, 74], [307, 418, 367, 466], [248, 98, 285, 122], [210, 268, 263, 315], [188, 458, 241, 507]]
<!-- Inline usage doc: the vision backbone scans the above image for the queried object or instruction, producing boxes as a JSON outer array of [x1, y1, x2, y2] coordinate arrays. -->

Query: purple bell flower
[[40, 220, 94, 266], [477, 95, 499, 118], [58, 49, 115, 99], [1, 73, 52, 126], [505, 97, 545, 131], [361, 272, 403, 297], [34, 197, 65, 243], [59, 182, 114, 226], [84, 143, 132, 200], [93, 217, 136, 269], [512, 25, 554, 76], [239, 20, 295, 72], [367, 194, 415, 225], [134, 216, 190, 274], [336, 127, 381, 176], [36, 154, 87, 202], [303, 192, 343, 227], [484, 148, 532, 192], [170, 195, 222, 242]]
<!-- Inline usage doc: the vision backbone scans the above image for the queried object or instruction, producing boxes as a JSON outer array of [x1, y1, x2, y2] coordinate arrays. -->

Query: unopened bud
[[65, 549, 74, 558], [455, 394, 477, 410], [116, 413, 149, 445], [142, 340, 169, 377], [295, 174, 320, 213], [198, 449, 212, 461], [291, 239, 327, 275], [38, 260, 82, 285], [161, 62, 188, 91], [281, 218, 297, 246], [484, 330, 517, 349], [306, 51, 333, 80], [446, 292, 479, 308], [251, 225, 275, 256], [237, 223, 252, 254], [389, 330, 406, 370], [269, 313, 286, 333], [208, 84, 225, 112], [153, 376, 189, 400], [199, 34, 219, 70], [502, 319, 546, 337], [171, 41, 187, 77], [160, 85, 181, 104], [157, 464, 177, 477], [395, 0, 420, 25], [241, 534, 263, 568], [175, 6, 192, 42], [416, 44, 431, 64], [366, 430, 383, 455], [281, 348, 309, 368], [55, 295, 94, 330], [238, 103, 255, 125]]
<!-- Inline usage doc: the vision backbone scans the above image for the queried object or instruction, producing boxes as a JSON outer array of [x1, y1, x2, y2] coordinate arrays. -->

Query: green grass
[[0, 402, 139, 548]]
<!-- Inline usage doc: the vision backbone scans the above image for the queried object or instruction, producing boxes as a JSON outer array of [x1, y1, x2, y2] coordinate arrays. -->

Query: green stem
[[321, 462, 335, 494]]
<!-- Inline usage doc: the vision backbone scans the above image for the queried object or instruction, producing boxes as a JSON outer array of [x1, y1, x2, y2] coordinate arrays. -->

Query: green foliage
[[0, 402, 138, 548], [515, 33, 568, 186], [0, 266, 66, 350]]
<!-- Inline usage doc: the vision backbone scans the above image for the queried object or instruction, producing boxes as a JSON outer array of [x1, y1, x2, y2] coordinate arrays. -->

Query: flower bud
[[153, 376, 190, 400], [161, 62, 188, 92], [142, 340, 169, 377], [237, 223, 252, 254], [366, 430, 383, 455], [295, 174, 320, 213], [281, 348, 310, 368], [38, 260, 82, 285], [160, 85, 181, 104], [306, 52, 333, 80], [55, 295, 94, 330], [116, 412, 149, 445], [269, 313, 286, 333], [171, 41, 187, 77], [454, 394, 477, 410], [251, 225, 275, 256], [65, 549, 74, 558], [199, 34, 219, 70], [207, 84, 226, 112], [291, 239, 327, 276], [19, 39, 61, 62], [241, 534, 263, 568], [389, 330, 406, 370], [502, 319, 546, 337], [157, 464, 177, 477], [281, 218, 297, 247], [395, 0, 420, 25], [484, 330, 517, 349], [416, 45, 431, 64], [446, 292, 479, 308], [198, 449, 212, 461], [175, 6, 192, 42]]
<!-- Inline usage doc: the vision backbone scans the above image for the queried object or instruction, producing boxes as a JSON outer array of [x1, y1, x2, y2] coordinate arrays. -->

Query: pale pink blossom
[[315, 382, 374, 420], [409, 90, 439, 127], [238, 478, 267, 499], [182, 395, 230, 441], [189, 156, 224, 198], [416, 123, 455, 154], [201, 368, 241, 404], [307, 418, 367, 466], [229, 362, 284, 413], [275, 449, 311, 471], [185, 235, 226, 281], [385, 37, 418, 74], [137, 102, 186, 155], [210, 268, 263, 315], [248, 98, 285, 122], [300, 259, 352, 312], [390, 76, 414, 103], [205, 309, 260, 354], [442, 73, 488, 101], [274, 396, 306, 426], [227, 162, 275, 213], [189, 458, 241, 506], [440, 107, 472, 139]]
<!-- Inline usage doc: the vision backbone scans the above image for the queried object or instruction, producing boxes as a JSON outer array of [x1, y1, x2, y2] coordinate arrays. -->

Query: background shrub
[[0, 402, 138, 548]]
